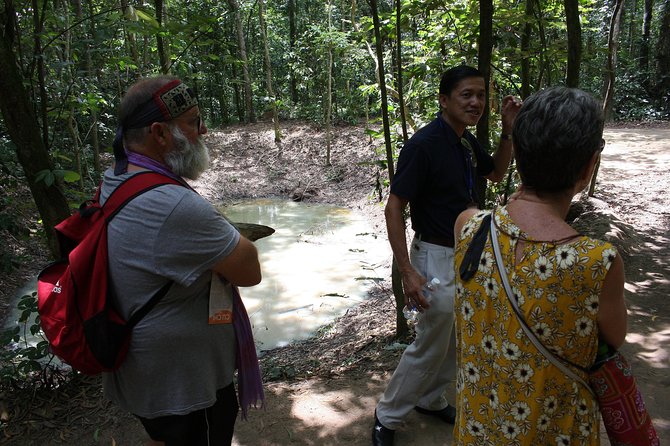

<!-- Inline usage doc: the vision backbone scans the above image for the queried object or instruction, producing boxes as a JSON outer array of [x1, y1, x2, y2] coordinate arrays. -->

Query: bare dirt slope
[[1, 122, 668, 445]]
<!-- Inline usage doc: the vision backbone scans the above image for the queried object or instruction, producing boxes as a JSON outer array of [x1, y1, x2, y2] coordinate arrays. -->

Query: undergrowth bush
[[0, 292, 72, 390]]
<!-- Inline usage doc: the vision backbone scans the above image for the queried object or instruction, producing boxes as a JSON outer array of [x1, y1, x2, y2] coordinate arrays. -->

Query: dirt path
[[231, 126, 670, 446], [1, 124, 668, 445]]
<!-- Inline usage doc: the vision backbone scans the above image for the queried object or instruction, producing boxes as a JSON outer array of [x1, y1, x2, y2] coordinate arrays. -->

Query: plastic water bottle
[[403, 278, 440, 323]]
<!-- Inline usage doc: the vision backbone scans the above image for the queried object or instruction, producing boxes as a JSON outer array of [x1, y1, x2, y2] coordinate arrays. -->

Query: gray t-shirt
[[99, 169, 240, 418]]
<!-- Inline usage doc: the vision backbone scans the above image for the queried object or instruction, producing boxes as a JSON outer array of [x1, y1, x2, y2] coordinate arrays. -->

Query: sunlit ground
[[599, 128, 670, 435]]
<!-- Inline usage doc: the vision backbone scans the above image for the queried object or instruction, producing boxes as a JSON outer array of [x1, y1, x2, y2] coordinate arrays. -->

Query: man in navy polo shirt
[[372, 65, 522, 445]]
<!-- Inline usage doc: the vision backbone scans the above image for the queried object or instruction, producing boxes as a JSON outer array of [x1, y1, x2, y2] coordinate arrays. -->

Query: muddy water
[[222, 198, 389, 352], [5, 200, 390, 356]]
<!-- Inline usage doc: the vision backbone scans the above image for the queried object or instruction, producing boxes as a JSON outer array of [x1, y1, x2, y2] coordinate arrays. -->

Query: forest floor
[[0, 121, 668, 445]]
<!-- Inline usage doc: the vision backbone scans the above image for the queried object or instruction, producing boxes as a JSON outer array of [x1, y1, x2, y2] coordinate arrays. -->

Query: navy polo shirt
[[390, 115, 495, 246]]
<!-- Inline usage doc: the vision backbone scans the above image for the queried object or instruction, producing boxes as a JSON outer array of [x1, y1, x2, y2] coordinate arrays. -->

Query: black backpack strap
[[459, 213, 492, 281], [127, 280, 174, 327], [102, 171, 186, 325]]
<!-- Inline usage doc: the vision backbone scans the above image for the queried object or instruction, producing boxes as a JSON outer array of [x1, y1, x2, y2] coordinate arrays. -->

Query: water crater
[[222, 198, 389, 352]]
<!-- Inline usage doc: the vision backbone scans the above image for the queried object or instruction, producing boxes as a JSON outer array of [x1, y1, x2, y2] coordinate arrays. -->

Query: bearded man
[[101, 76, 262, 446]]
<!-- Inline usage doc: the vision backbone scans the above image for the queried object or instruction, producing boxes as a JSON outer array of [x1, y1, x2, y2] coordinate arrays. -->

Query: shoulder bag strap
[[103, 171, 185, 326], [489, 209, 595, 397], [102, 171, 185, 219]]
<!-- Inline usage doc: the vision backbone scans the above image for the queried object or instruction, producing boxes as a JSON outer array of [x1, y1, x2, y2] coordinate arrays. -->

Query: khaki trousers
[[376, 237, 457, 430]]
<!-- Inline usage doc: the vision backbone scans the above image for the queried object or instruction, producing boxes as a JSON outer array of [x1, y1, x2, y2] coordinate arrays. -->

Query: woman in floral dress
[[453, 87, 627, 445]]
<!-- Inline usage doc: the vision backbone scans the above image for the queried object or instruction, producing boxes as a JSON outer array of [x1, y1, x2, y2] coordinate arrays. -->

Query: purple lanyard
[[125, 151, 184, 184]]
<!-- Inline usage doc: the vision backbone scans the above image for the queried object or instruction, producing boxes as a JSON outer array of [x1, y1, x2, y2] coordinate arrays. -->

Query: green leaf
[[62, 170, 81, 183], [135, 8, 160, 29], [35, 170, 55, 187]]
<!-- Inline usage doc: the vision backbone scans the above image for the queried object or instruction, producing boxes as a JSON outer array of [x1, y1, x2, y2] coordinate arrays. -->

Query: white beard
[[164, 126, 210, 180]]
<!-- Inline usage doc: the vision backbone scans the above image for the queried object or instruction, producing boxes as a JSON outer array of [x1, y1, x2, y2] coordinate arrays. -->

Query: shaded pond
[[222, 199, 389, 352], [4, 199, 390, 358]]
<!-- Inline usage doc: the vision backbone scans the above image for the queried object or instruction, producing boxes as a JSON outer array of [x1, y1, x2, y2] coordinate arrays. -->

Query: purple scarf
[[125, 151, 183, 183], [232, 286, 265, 419]]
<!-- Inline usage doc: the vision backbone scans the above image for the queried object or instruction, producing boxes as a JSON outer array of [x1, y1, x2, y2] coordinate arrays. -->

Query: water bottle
[[403, 277, 440, 323]]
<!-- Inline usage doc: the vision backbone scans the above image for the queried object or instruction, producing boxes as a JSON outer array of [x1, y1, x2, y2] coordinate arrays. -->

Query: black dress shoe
[[372, 412, 395, 446], [414, 404, 457, 424]]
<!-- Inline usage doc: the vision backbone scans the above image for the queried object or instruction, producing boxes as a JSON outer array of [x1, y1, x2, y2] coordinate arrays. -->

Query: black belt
[[416, 233, 454, 248]]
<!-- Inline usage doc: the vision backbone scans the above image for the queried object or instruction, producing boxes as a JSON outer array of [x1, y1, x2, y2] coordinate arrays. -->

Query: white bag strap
[[489, 210, 595, 397]]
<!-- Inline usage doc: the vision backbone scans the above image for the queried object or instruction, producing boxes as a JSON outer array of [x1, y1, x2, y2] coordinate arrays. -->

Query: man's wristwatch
[[500, 133, 512, 141]]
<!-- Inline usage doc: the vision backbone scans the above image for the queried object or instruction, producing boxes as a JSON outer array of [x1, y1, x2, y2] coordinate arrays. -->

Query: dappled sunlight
[[288, 383, 378, 431], [624, 323, 670, 368], [232, 374, 455, 445], [223, 199, 390, 352]]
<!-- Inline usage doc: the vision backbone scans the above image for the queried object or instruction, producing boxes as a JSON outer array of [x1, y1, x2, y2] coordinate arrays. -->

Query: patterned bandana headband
[[123, 80, 198, 130], [113, 79, 198, 173]]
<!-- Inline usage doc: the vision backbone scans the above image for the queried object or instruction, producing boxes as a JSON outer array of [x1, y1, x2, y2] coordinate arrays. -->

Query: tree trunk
[[231, 62, 244, 122], [655, 0, 670, 110], [0, 7, 71, 258], [521, 0, 534, 99], [288, 0, 298, 104], [228, 0, 255, 123], [589, 0, 625, 197], [120, 0, 140, 72], [603, 0, 625, 122], [31, 0, 50, 150], [475, 0, 492, 207], [154, 0, 170, 73], [369, 0, 406, 338], [639, 0, 653, 91], [258, 0, 281, 142], [564, 0, 582, 87], [86, 0, 101, 177], [325, 0, 333, 165], [395, 0, 407, 142]]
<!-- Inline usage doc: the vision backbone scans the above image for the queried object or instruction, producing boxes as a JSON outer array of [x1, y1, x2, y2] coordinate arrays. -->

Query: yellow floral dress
[[453, 207, 617, 446]]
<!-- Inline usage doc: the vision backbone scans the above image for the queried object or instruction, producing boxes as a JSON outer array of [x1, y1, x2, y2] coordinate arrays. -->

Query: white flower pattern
[[453, 207, 612, 445]]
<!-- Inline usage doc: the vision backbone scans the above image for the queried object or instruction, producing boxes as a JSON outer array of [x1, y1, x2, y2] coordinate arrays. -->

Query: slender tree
[[258, 0, 281, 142], [368, 0, 406, 337], [155, 0, 170, 73], [655, 0, 670, 109], [521, 0, 534, 98], [228, 0, 255, 123], [476, 0, 493, 206], [288, 0, 298, 103], [395, 0, 407, 142], [603, 0, 625, 121], [564, 0, 582, 87], [85, 0, 101, 176], [325, 0, 333, 165], [120, 0, 140, 68], [590, 0, 625, 196], [0, 0, 70, 257], [32, 0, 50, 150], [639, 0, 653, 90]]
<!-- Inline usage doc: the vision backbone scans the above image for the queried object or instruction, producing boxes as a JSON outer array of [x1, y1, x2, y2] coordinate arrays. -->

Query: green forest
[[1, 0, 669, 261]]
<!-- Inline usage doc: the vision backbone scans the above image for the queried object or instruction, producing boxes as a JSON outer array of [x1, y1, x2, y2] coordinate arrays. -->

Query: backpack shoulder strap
[[102, 171, 186, 219], [102, 171, 185, 323]]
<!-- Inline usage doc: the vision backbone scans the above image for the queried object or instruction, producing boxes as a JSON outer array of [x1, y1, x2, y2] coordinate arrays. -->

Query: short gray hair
[[512, 86, 604, 193], [119, 75, 180, 147]]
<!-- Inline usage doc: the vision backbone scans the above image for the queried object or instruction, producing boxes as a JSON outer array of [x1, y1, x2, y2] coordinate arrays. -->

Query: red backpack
[[37, 171, 183, 375]]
